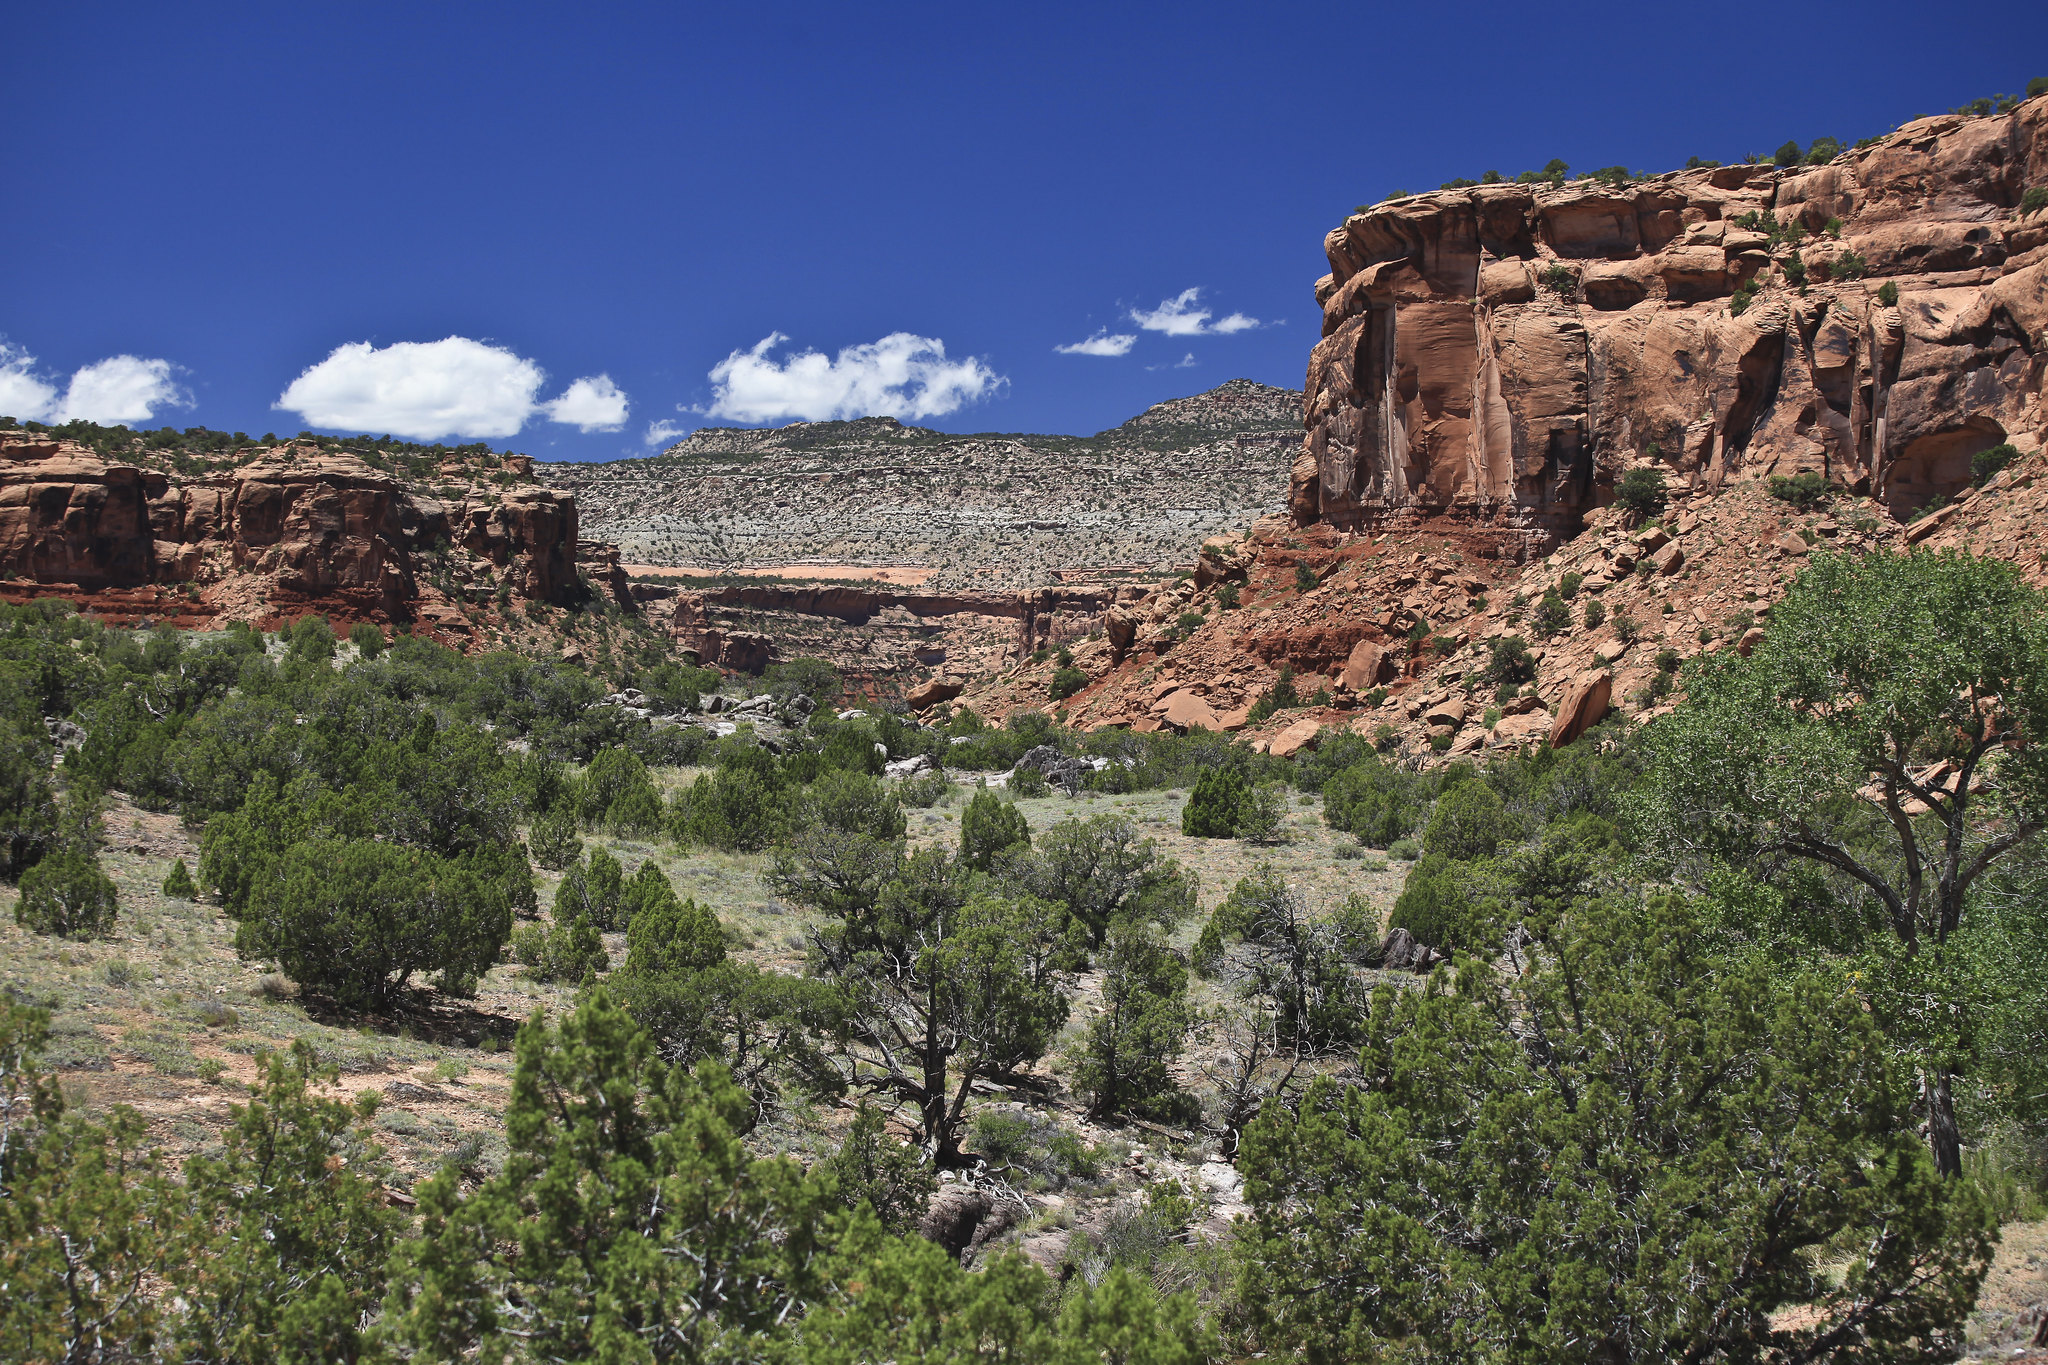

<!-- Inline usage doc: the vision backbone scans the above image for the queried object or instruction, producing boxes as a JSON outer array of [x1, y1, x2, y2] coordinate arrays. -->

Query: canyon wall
[[1297, 100, 2048, 551], [0, 435, 592, 634]]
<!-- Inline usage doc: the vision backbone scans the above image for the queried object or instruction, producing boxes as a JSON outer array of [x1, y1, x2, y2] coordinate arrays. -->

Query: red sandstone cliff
[[1296, 100, 2048, 547], [0, 434, 594, 634]]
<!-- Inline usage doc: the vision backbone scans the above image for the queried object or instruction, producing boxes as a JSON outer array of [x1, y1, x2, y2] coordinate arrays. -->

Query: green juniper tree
[[1632, 549, 2048, 1175]]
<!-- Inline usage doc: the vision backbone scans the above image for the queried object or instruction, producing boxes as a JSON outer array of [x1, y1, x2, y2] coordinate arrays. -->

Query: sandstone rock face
[[1297, 98, 2048, 544], [0, 436, 589, 631], [1549, 669, 1614, 748]]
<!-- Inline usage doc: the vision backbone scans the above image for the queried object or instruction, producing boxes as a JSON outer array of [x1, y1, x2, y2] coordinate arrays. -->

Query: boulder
[[907, 676, 965, 709], [885, 753, 937, 780], [1012, 743, 1091, 792], [1340, 638, 1388, 691], [1737, 626, 1767, 657], [1548, 669, 1613, 748], [1159, 689, 1222, 732], [1422, 696, 1468, 729], [1379, 928, 1441, 973], [1650, 541, 1686, 575], [1268, 717, 1322, 758]]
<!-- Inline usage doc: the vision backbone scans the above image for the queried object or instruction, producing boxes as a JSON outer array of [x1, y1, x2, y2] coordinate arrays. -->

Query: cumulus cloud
[[702, 332, 1003, 425], [644, 419, 686, 448], [543, 374, 628, 432], [275, 336, 630, 441], [0, 342, 190, 424], [1129, 288, 1260, 337], [1054, 328, 1137, 357]]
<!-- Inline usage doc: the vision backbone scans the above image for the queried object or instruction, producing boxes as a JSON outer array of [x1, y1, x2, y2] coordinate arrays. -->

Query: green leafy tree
[[0, 1011, 171, 1364], [528, 805, 583, 871], [383, 993, 839, 1363], [1049, 666, 1088, 701], [671, 766, 787, 851], [581, 746, 663, 834], [1014, 814, 1196, 945], [1234, 781, 1289, 843], [1074, 928, 1194, 1123], [347, 621, 384, 659], [236, 839, 511, 1010], [623, 873, 726, 976], [15, 845, 120, 940], [959, 788, 1030, 870], [1236, 896, 1993, 1365], [1422, 779, 1517, 860], [1321, 759, 1425, 846], [1613, 465, 1668, 520], [1193, 868, 1372, 1056], [164, 1042, 403, 1365], [1632, 549, 2048, 1174], [0, 720, 59, 880], [800, 768, 907, 841], [805, 849, 1076, 1161], [514, 911, 609, 984], [1181, 767, 1249, 839]]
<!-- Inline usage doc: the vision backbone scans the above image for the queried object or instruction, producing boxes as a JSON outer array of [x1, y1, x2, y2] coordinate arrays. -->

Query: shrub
[[1531, 591, 1572, 637], [1334, 841, 1365, 861], [1773, 140, 1803, 167], [1828, 249, 1868, 280], [1182, 767, 1250, 839], [1613, 465, 1668, 521], [897, 769, 951, 808], [1422, 781, 1516, 861], [1429, 733, 1453, 752], [1877, 280, 1899, 306], [1322, 760, 1423, 846], [528, 806, 583, 872], [16, 848, 119, 939], [1215, 581, 1240, 610], [1235, 781, 1290, 844], [1558, 572, 1583, 600], [1480, 635, 1536, 686], [1372, 723, 1399, 754], [512, 912, 607, 984], [161, 858, 197, 899], [1539, 263, 1576, 298], [1582, 599, 1606, 630], [822, 1101, 935, 1233], [1293, 563, 1318, 593], [1729, 280, 1757, 316], [960, 788, 1030, 869], [1389, 838, 1420, 861], [1972, 443, 2020, 487], [1612, 608, 1644, 643], [1073, 928, 1194, 1123], [348, 622, 385, 659], [2024, 185, 2048, 216], [1048, 666, 1087, 701], [1766, 470, 1831, 510], [1010, 765, 1050, 799], [621, 884, 724, 977]]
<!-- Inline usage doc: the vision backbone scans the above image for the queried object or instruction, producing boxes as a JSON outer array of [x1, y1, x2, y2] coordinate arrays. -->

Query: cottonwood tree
[[1633, 548, 2048, 1175], [1236, 896, 1994, 1365]]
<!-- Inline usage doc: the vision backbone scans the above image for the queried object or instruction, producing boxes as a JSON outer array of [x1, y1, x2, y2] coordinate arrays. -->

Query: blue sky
[[3, 1, 2042, 461]]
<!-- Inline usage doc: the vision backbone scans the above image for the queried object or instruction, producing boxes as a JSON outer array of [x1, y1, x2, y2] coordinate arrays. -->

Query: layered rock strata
[[0, 435, 589, 631], [1297, 99, 2048, 550]]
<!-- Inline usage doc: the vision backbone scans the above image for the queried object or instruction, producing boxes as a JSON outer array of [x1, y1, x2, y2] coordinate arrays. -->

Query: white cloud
[[61, 356, 191, 424], [1129, 288, 1261, 337], [0, 344, 59, 421], [0, 342, 190, 424], [1055, 329, 1137, 357], [702, 332, 1003, 425], [275, 336, 630, 441], [644, 419, 686, 448], [544, 374, 628, 432]]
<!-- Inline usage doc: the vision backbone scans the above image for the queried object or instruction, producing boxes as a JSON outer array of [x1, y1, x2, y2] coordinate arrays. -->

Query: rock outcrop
[[1297, 100, 2048, 547], [0, 434, 592, 635]]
